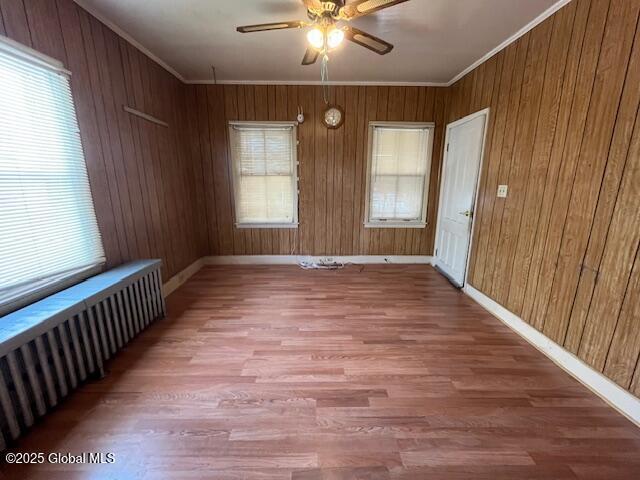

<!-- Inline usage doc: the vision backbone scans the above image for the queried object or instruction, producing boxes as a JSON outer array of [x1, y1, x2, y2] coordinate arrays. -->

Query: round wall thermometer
[[323, 105, 345, 129]]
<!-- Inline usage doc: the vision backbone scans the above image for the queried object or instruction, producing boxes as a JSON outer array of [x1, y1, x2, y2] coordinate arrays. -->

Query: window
[[228, 122, 298, 228], [0, 36, 105, 316], [365, 122, 435, 228]]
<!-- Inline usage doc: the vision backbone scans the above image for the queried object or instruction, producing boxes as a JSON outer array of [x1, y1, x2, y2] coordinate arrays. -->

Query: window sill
[[364, 222, 427, 229], [235, 223, 299, 229], [0, 263, 104, 317]]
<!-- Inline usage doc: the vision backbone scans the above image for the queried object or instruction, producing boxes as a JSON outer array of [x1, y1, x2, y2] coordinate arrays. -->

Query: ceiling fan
[[236, 0, 410, 66]]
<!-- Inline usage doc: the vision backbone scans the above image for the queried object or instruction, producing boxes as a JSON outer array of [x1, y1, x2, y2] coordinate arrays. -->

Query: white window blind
[[366, 123, 434, 227], [0, 37, 105, 315], [228, 122, 298, 227]]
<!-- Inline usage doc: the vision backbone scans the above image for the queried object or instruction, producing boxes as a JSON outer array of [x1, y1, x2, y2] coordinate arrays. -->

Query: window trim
[[0, 264, 103, 317], [364, 121, 435, 229], [0, 34, 70, 76], [228, 121, 299, 229]]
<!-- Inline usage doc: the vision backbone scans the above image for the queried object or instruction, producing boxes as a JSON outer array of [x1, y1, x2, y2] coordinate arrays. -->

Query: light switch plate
[[497, 185, 508, 198]]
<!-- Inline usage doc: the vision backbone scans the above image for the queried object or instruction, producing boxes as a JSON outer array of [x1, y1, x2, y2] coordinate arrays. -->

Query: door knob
[[459, 210, 473, 218]]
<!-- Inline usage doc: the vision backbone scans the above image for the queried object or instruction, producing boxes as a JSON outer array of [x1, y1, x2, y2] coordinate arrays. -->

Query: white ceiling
[[75, 0, 563, 84]]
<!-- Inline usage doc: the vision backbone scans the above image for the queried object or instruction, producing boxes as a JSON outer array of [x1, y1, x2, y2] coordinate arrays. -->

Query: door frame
[[434, 108, 490, 287]]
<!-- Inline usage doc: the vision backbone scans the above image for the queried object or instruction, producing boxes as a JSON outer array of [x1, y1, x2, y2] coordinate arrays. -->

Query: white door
[[434, 109, 489, 287]]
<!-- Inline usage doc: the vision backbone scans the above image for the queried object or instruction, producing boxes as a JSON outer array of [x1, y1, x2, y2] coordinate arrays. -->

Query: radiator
[[0, 260, 165, 450]]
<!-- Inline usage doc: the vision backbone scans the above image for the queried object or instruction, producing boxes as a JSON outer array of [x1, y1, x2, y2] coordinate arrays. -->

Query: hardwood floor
[[2, 265, 639, 479]]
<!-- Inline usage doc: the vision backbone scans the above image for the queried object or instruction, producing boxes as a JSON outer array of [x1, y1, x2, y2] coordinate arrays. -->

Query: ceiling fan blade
[[302, 48, 319, 65], [237, 20, 305, 33], [339, 0, 410, 19], [344, 26, 394, 55]]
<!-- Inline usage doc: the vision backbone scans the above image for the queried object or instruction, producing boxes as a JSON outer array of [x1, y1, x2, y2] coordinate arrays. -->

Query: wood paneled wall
[[447, 0, 640, 396], [187, 84, 448, 256], [0, 0, 207, 280]]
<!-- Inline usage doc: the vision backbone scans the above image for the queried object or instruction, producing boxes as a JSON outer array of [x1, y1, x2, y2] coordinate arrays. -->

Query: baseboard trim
[[162, 258, 205, 296], [204, 255, 434, 265], [463, 283, 640, 427]]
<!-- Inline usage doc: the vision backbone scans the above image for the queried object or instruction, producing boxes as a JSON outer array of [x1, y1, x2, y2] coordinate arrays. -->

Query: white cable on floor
[[298, 260, 365, 271]]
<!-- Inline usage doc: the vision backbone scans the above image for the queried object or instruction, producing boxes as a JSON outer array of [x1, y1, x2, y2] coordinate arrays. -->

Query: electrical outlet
[[497, 185, 508, 198]]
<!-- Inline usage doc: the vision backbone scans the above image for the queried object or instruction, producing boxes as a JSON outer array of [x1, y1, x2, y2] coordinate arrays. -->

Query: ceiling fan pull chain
[[321, 54, 330, 105]]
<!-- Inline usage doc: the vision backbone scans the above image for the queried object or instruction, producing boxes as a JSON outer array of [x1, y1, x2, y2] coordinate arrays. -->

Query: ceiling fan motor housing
[[321, 2, 341, 14], [308, 1, 342, 19]]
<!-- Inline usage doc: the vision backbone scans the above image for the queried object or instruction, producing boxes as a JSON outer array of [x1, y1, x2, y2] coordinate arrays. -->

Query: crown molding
[[186, 79, 448, 86], [73, 0, 186, 83], [74, 0, 571, 88]]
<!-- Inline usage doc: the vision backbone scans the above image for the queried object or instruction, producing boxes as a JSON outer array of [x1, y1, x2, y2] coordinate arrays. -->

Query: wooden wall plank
[[298, 86, 316, 255], [631, 346, 640, 397], [314, 86, 328, 254], [604, 242, 640, 388], [352, 86, 368, 254], [0, 0, 31, 46], [23, 0, 65, 61], [340, 86, 358, 255]]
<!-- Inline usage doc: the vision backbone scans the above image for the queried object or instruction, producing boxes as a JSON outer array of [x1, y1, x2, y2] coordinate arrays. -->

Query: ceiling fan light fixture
[[327, 27, 345, 49], [307, 27, 325, 50]]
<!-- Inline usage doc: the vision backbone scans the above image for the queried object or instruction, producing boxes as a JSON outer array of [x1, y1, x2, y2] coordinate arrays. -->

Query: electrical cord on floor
[[298, 260, 365, 272], [298, 260, 345, 270]]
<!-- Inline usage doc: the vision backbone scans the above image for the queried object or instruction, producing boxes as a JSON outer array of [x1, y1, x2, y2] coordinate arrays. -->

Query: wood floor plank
[[1, 265, 638, 480]]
